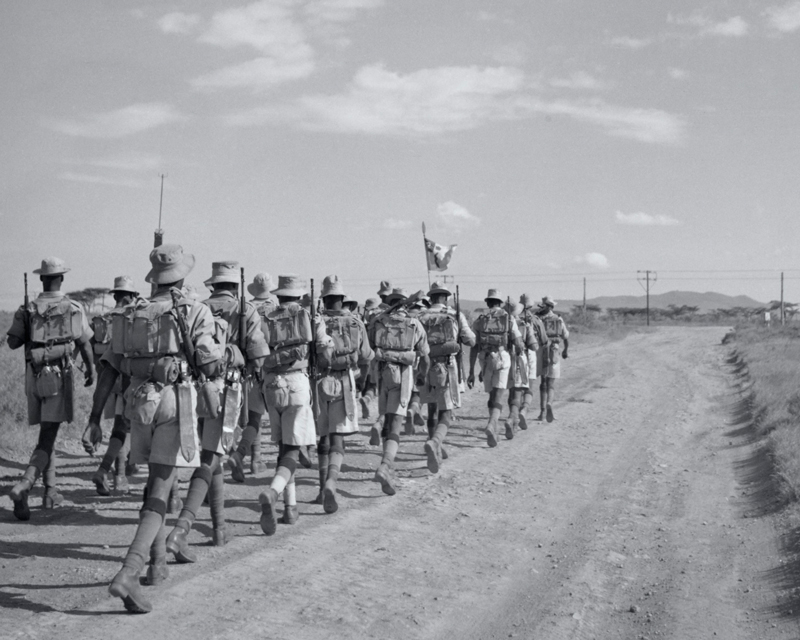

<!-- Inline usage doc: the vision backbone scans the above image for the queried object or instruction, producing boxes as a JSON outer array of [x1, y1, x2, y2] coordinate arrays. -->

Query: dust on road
[[2, 326, 797, 639]]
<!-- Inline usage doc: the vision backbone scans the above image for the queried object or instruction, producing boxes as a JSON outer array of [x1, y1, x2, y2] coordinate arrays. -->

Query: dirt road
[[2, 326, 798, 639]]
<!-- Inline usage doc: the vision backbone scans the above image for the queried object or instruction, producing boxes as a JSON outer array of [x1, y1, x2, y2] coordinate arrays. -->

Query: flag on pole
[[425, 238, 457, 272]]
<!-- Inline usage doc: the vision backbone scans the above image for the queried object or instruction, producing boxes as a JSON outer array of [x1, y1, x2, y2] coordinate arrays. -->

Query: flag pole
[[421, 221, 431, 289]]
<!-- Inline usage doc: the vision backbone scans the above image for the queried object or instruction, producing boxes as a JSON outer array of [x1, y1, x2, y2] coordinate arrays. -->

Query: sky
[[2, 0, 800, 309]]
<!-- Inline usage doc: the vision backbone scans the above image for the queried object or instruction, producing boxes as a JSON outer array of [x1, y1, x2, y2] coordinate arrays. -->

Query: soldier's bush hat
[[145, 244, 195, 284], [520, 293, 533, 306], [273, 274, 307, 297], [485, 288, 504, 303], [204, 260, 240, 287], [182, 284, 202, 301], [377, 280, 393, 296], [321, 274, 346, 298], [428, 281, 452, 297], [505, 300, 520, 316], [33, 257, 70, 276], [538, 295, 557, 309], [385, 287, 408, 304], [342, 295, 358, 310], [109, 275, 138, 295], [364, 298, 379, 310], [247, 272, 274, 298]]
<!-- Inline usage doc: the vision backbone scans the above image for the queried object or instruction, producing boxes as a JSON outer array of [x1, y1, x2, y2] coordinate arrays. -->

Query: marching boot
[[226, 450, 247, 483], [485, 408, 500, 448], [425, 419, 448, 474], [114, 473, 130, 494], [92, 469, 112, 496], [167, 476, 182, 514], [519, 393, 532, 431], [280, 483, 299, 525], [145, 526, 169, 586], [10, 452, 45, 521], [209, 468, 230, 546], [505, 404, 520, 440], [538, 387, 547, 421], [373, 462, 396, 496], [109, 566, 152, 614], [404, 412, 415, 436], [441, 445, 449, 460], [250, 442, 266, 475], [315, 450, 329, 505], [42, 451, 62, 508], [546, 386, 555, 423], [323, 450, 343, 514], [259, 487, 279, 536], [165, 518, 197, 563], [369, 420, 382, 446]]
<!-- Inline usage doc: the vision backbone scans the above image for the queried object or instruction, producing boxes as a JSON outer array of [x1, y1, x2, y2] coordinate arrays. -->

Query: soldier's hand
[[467, 373, 475, 389], [82, 421, 103, 456], [84, 370, 95, 387], [562, 350, 568, 360]]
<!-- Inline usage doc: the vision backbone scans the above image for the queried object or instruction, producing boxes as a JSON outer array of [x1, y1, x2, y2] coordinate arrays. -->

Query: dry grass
[[731, 324, 800, 502], [0, 311, 95, 462]]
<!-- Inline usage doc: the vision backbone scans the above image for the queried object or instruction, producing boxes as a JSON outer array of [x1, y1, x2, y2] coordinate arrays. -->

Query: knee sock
[[101, 436, 125, 473], [209, 467, 225, 530], [270, 447, 298, 495], [284, 478, 296, 507], [522, 391, 533, 411], [178, 465, 213, 526], [381, 433, 400, 467], [43, 451, 57, 490], [150, 518, 167, 564], [236, 418, 260, 458], [327, 446, 344, 488], [124, 498, 167, 574], [317, 436, 330, 491]]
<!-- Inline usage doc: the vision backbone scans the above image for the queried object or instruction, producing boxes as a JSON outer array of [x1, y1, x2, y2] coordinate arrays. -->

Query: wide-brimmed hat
[[520, 293, 533, 306], [182, 284, 202, 301], [428, 281, 452, 297], [410, 292, 431, 309], [321, 274, 346, 298], [485, 288, 504, 303], [342, 295, 358, 309], [145, 244, 195, 285], [247, 272, 274, 298], [109, 275, 138, 295], [203, 260, 240, 288], [33, 257, 70, 276], [505, 300, 520, 316], [364, 298, 379, 310], [538, 295, 557, 309], [377, 280, 393, 296], [385, 287, 408, 304], [273, 274, 307, 297]]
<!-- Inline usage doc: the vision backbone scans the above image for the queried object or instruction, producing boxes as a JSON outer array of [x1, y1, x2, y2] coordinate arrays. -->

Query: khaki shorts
[[25, 363, 74, 425], [378, 362, 414, 417], [479, 350, 511, 392], [262, 371, 317, 446], [536, 344, 562, 379], [317, 370, 359, 436], [127, 382, 201, 468]]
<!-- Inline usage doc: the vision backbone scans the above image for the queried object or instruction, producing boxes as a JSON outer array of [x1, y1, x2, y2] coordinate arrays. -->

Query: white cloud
[[437, 201, 481, 231], [80, 153, 164, 172], [610, 36, 652, 49], [668, 67, 688, 80], [526, 98, 686, 145], [615, 211, 680, 226], [575, 253, 609, 269], [669, 13, 749, 37], [59, 172, 144, 188], [766, 2, 800, 32], [549, 71, 607, 91], [158, 12, 201, 34], [383, 218, 413, 230], [47, 103, 183, 138], [192, 56, 315, 90], [304, 0, 384, 23]]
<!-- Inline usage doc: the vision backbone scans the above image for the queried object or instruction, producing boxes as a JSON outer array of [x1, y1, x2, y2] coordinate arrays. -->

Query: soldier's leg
[[93, 414, 129, 496], [486, 388, 508, 448], [259, 442, 300, 536], [323, 434, 345, 514], [546, 378, 556, 422], [505, 388, 521, 440], [425, 407, 450, 474], [166, 448, 218, 563], [109, 463, 176, 613], [538, 379, 547, 421], [405, 390, 423, 435], [115, 416, 132, 492], [280, 470, 299, 525], [227, 410, 263, 482], [167, 473, 182, 514], [426, 403, 437, 439], [315, 435, 330, 504], [374, 413, 403, 496], [11, 421, 60, 519], [42, 449, 63, 508], [520, 389, 534, 431]]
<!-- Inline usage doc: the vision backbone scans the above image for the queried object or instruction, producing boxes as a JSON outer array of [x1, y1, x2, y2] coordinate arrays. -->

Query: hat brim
[[204, 274, 239, 287], [145, 253, 195, 285], [33, 267, 70, 276], [273, 287, 307, 297], [485, 296, 503, 303], [322, 289, 346, 298], [109, 287, 138, 295], [428, 287, 451, 297], [247, 282, 272, 297], [378, 288, 392, 296], [385, 293, 407, 304]]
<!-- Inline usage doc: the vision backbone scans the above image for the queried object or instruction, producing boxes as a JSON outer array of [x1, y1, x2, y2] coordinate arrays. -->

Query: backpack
[[420, 310, 459, 358], [319, 313, 361, 370], [475, 308, 509, 348], [91, 312, 115, 356], [372, 313, 417, 366], [542, 314, 562, 340], [262, 303, 311, 369], [29, 297, 83, 346], [111, 297, 183, 358]]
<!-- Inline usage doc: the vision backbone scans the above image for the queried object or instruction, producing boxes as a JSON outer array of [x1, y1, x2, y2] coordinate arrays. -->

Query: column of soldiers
[[4, 247, 569, 615]]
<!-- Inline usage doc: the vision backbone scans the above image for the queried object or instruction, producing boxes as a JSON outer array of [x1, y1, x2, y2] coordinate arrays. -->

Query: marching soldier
[[84, 276, 140, 496], [315, 275, 373, 513], [165, 261, 268, 562], [7, 257, 95, 520], [536, 296, 569, 422], [361, 281, 392, 430], [468, 289, 523, 448], [368, 288, 429, 495], [418, 281, 475, 473], [404, 292, 430, 435], [227, 272, 278, 481], [257, 275, 332, 535], [518, 293, 549, 428], [89, 244, 223, 613], [503, 301, 539, 437]]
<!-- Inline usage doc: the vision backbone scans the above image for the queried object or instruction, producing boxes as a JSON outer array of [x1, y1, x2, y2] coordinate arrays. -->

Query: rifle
[[171, 289, 203, 381], [309, 278, 318, 415], [240, 267, 249, 431], [455, 285, 464, 384], [23, 273, 29, 342]]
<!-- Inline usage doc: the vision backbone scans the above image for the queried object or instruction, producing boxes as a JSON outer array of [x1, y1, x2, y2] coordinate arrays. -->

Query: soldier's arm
[[6, 307, 27, 350], [244, 304, 269, 372], [75, 307, 95, 385], [310, 309, 333, 350], [413, 320, 430, 381], [189, 304, 224, 377], [458, 311, 476, 347], [510, 317, 524, 353], [357, 320, 374, 365], [561, 320, 570, 358]]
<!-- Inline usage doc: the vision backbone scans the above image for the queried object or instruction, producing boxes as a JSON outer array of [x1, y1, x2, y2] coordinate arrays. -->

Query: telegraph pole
[[637, 270, 657, 326], [781, 271, 785, 326]]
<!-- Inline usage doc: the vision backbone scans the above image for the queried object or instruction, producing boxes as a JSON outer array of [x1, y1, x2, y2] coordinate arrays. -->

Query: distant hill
[[459, 291, 765, 315], [559, 290, 764, 313]]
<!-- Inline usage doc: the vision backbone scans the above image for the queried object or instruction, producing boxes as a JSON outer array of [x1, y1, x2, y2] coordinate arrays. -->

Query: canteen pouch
[[200, 379, 221, 419], [35, 365, 62, 398], [221, 380, 242, 434], [319, 374, 343, 401], [549, 342, 561, 365], [262, 373, 309, 411], [126, 382, 162, 426], [428, 361, 449, 389]]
